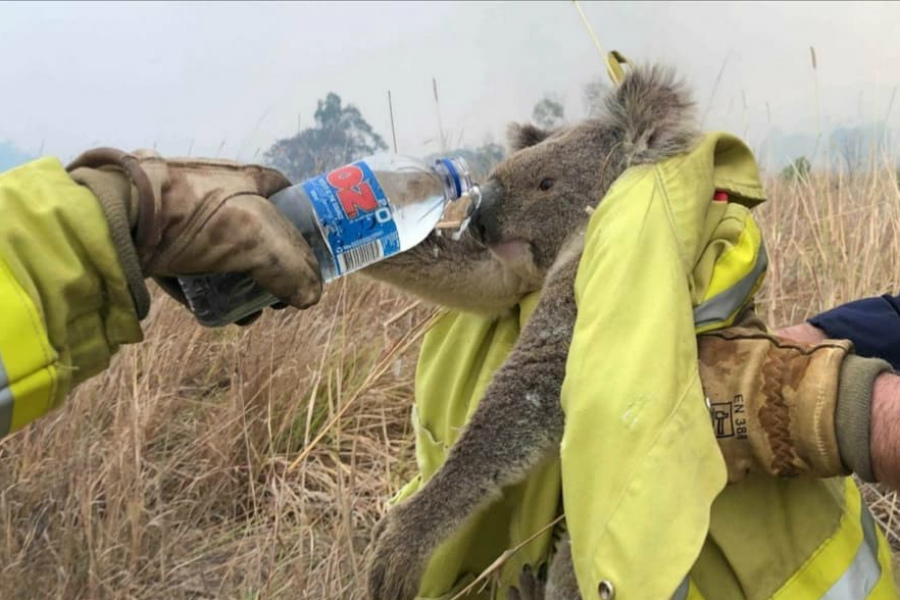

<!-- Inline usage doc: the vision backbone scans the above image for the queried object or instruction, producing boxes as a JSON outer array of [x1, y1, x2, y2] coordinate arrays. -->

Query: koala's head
[[468, 65, 698, 286]]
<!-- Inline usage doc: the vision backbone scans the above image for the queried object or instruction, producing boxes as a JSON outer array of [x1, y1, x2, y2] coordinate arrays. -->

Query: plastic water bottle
[[178, 154, 479, 327]]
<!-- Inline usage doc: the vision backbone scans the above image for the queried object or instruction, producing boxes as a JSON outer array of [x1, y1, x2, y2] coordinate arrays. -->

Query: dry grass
[[0, 280, 430, 599], [1, 164, 900, 598], [755, 163, 900, 556]]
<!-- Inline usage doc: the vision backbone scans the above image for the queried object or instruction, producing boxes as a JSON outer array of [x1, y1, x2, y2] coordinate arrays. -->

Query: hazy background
[[1, 1, 899, 172], [2, 4, 900, 598]]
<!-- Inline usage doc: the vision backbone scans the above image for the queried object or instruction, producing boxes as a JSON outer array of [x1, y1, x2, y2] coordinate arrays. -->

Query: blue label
[[301, 160, 400, 275]]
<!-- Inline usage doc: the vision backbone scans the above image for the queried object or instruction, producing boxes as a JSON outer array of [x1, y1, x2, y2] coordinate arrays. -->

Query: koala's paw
[[508, 564, 547, 600], [367, 508, 430, 600]]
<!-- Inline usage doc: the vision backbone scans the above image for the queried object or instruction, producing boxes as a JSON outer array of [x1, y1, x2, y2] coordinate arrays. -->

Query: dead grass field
[[1, 164, 899, 599]]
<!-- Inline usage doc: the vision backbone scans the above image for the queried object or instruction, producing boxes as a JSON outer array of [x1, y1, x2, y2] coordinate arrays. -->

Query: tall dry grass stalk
[[1, 165, 899, 598]]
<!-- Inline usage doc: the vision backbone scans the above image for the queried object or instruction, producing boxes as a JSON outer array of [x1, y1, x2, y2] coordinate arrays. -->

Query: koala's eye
[[539, 178, 555, 191]]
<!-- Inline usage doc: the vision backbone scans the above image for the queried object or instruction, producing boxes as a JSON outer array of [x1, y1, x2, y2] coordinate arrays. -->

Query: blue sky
[[1, 1, 898, 170]]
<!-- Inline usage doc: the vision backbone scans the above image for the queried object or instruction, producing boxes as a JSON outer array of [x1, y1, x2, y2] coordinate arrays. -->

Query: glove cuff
[[66, 165, 151, 319], [836, 355, 894, 482], [68, 148, 162, 265]]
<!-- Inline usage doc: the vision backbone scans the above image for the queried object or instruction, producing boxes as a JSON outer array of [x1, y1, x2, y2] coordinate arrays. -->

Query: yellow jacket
[[0, 158, 142, 437], [394, 134, 895, 599]]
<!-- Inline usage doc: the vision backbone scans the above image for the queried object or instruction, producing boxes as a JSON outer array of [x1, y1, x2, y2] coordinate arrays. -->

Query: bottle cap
[[434, 157, 475, 200]]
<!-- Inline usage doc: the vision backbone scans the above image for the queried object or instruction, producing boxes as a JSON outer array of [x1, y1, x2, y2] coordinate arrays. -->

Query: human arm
[[0, 150, 322, 438]]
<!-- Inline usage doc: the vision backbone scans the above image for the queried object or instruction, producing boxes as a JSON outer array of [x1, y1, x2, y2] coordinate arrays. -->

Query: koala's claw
[[367, 510, 429, 600], [508, 564, 546, 600]]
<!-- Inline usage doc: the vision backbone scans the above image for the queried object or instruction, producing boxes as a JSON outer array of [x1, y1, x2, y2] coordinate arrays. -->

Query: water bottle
[[178, 154, 480, 327]]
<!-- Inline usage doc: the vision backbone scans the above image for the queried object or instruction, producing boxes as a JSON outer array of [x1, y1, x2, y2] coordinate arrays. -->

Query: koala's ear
[[506, 123, 552, 153], [603, 65, 698, 165]]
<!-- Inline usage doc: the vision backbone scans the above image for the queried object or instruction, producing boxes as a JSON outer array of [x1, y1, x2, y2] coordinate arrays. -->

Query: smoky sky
[[1, 1, 898, 168]]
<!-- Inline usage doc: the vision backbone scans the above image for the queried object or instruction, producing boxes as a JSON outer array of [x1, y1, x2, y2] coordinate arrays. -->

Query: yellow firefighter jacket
[[392, 133, 896, 600], [0, 157, 142, 437]]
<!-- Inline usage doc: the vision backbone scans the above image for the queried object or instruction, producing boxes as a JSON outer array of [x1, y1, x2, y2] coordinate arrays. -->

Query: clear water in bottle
[[178, 154, 479, 327]]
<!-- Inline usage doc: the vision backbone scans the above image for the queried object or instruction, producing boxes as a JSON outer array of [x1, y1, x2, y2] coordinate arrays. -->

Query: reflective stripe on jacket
[[395, 133, 895, 599], [0, 158, 142, 437]]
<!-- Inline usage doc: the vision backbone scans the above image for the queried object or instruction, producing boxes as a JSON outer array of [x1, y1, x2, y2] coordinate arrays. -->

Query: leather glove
[[66, 148, 322, 322], [697, 310, 893, 482]]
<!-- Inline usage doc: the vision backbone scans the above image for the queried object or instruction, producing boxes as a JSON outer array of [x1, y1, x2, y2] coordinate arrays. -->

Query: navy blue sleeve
[[808, 294, 900, 370]]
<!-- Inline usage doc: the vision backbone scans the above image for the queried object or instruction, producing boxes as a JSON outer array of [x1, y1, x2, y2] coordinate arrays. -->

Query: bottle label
[[301, 160, 400, 275]]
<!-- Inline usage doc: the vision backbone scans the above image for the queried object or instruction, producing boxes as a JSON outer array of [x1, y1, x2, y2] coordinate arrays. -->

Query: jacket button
[[598, 580, 615, 599]]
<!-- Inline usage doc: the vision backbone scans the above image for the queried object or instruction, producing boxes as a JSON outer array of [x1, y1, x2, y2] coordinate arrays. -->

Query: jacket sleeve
[[808, 295, 900, 370], [0, 158, 143, 438]]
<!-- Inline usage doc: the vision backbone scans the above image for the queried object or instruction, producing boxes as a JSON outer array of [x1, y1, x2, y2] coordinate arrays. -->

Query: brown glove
[[697, 310, 893, 483], [66, 148, 322, 320]]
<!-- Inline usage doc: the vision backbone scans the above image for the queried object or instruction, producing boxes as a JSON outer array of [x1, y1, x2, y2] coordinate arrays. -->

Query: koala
[[362, 65, 699, 600]]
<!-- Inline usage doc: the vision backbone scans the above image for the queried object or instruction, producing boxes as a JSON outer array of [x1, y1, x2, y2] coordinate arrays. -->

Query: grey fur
[[506, 536, 580, 600], [362, 231, 540, 314], [545, 537, 581, 600], [364, 65, 698, 600]]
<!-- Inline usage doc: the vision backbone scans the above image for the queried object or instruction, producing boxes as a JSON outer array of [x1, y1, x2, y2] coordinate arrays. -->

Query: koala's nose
[[469, 178, 503, 246]]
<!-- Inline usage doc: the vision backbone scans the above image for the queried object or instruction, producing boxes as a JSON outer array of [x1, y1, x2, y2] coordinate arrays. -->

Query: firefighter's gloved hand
[[697, 311, 893, 483], [66, 148, 322, 322]]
